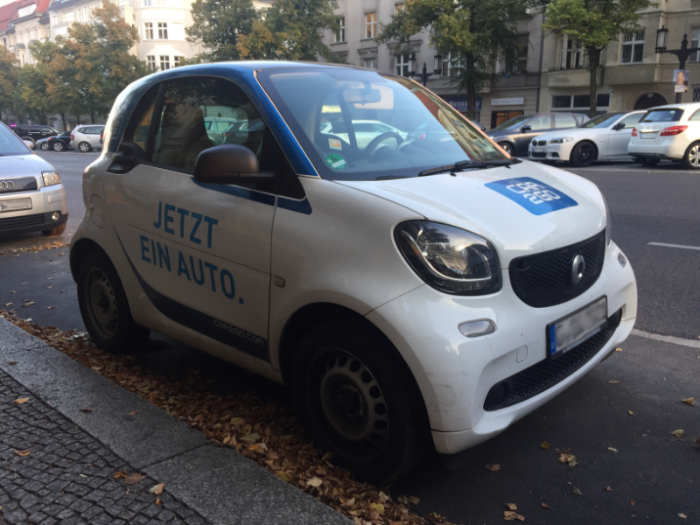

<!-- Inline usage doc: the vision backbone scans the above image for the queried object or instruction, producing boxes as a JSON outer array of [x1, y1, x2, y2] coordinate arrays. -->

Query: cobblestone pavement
[[0, 369, 210, 525]]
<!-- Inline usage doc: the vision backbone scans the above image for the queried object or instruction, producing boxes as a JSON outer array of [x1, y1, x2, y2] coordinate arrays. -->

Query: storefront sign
[[442, 96, 482, 112], [491, 97, 525, 106]]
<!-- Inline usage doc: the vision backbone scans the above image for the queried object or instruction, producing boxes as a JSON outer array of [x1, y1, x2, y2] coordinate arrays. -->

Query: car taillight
[[660, 125, 688, 137], [631, 128, 637, 137], [71, 134, 74, 141]]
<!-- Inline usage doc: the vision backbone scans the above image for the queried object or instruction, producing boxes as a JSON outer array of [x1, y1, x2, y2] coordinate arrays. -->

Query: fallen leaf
[[112, 471, 128, 479], [504, 510, 525, 521], [541, 503, 552, 509], [47, 306, 55, 309], [486, 463, 501, 471], [322, 451, 332, 462], [14, 398, 29, 404], [505, 503, 517, 511], [607, 447, 618, 453], [3, 303, 11, 306], [80, 408, 92, 413], [149, 483, 165, 495], [275, 471, 292, 483], [123, 473, 146, 485], [679, 513, 687, 519], [608, 380, 621, 384], [230, 417, 245, 425], [540, 441, 552, 450], [628, 410, 634, 416], [128, 410, 138, 416], [605, 486, 612, 492], [573, 487, 583, 496], [14, 450, 30, 457], [47, 286, 53, 289], [681, 398, 695, 407], [91, 366, 102, 371], [240, 432, 260, 443], [408, 496, 420, 506], [672, 429, 684, 439], [558, 453, 578, 467], [630, 501, 635, 506], [155, 497, 162, 506], [8, 361, 17, 365], [370, 503, 385, 515], [306, 477, 323, 488], [616, 347, 623, 352]]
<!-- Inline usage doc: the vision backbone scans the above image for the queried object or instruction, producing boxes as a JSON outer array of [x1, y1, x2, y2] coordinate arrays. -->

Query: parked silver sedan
[[0, 122, 68, 236]]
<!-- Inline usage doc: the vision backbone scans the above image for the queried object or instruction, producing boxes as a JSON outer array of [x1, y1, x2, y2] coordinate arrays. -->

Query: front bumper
[[366, 241, 636, 455], [0, 185, 68, 235], [528, 142, 574, 162]]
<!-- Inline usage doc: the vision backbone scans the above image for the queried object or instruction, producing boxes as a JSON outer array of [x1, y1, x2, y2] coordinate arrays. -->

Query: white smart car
[[70, 62, 637, 483], [628, 102, 700, 169], [529, 111, 646, 167]]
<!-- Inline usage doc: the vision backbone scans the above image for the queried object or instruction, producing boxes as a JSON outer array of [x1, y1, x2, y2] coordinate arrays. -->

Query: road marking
[[647, 242, 700, 251], [631, 329, 700, 349]]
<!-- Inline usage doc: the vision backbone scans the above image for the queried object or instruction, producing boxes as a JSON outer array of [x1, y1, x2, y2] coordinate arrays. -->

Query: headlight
[[602, 194, 612, 245], [549, 137, 574, 144], [394, 221, 502, 295], [42, 171, 61, 186]]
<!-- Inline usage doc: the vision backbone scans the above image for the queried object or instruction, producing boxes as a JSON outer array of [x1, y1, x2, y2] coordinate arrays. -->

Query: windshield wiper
[[418, 158, 521, 177]]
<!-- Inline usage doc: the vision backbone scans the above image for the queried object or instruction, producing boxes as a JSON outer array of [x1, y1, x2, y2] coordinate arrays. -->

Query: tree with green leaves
[[236, 0, 340, 61], [543, 0, 656, 116], [378, 0, 537, 119], [0, 46, 19, 123], [186, 0, 259, 62]]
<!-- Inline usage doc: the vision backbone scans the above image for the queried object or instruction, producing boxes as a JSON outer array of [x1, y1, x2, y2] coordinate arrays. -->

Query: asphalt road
[[0, 154, 698, 524]]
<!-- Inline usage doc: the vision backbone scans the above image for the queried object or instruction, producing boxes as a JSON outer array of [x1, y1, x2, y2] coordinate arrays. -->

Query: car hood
[[0, 154, 54, 184], [486, 129, 519, 139], [336, 161, 606, 266]]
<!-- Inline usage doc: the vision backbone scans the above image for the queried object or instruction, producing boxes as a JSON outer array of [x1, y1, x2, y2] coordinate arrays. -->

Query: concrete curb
[[0, 318, 351, 525]]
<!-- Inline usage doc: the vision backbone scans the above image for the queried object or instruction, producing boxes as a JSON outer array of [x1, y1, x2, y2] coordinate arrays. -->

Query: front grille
[[0, 177, 38, 194], [509, 231, 606, 308], [537, 140, 547, 146], [531, 151, 547, 158], [484, 309, 622, 411], [0, 213, 44, 231]]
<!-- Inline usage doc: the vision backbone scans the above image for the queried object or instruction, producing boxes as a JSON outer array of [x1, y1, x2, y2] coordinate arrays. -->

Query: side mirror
[[108, 142, 144, 174], [612, 122, 626, 131], [194, 145, 274, 185], [23, 140, 34, 150], [521, 125, 532, 133]]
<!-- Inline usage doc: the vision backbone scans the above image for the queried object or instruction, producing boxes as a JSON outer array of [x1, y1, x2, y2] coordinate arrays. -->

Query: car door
[[103, 76, 283, 361], [90, 127, 104, 148], [515, 115, 553, 156], [607, 113, 643, 158]]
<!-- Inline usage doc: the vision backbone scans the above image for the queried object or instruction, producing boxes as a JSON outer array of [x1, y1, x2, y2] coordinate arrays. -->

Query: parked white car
[[628, 102, 700, 169], [70, 125, 105, 152], [529, 111, 645, 167]]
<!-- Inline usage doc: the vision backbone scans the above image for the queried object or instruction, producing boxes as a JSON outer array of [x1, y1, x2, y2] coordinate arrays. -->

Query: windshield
[[257, 68, 505, 181], [492, 115, 532, 131], [579, 112, 624, 129], [0, 123, 31, 156], [641, 108, 684, 123]]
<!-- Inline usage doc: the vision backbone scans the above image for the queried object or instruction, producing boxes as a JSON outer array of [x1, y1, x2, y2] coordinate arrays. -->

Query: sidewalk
[[0, 318, 350, 525]]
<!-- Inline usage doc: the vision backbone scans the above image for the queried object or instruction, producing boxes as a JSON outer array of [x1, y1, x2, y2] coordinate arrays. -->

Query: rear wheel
[[291, 323, 429, 484], [40, 142, 50, 151], [682, 142, 700, 170], [569, 142, 596, 167], [41, 223, 66, 236], [78, 141, 92, 153], [53, 141, 64, 152], [77, 250, 150, 354], [640, 157, 660, 167]]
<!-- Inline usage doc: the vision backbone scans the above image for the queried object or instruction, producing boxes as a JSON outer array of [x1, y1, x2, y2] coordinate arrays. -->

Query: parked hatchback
[[628, 103, 700, 169], [487, 112, 589, 157], [71, 125, 105, 152], [13, 124, 59, 146], [0, 122, 68, 236]]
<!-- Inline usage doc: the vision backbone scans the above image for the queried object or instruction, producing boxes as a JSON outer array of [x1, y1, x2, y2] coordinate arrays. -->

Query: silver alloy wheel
[[79, 142, 91, 152], [499, 142, 512, 155], [318, 349, 389, 446], [688, 144, 700, 168], [86, 268, 118, 339], [53, 141, 64, 152], [41, 142, 49, 151]]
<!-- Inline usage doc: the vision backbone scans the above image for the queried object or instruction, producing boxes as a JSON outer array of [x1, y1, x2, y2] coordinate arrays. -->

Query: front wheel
[[498, 142, 513, 156], [78, 141, 92, 153], [292, 323, 429, 484], [569, 142, 596, 167], [76, 250, 150, 354], [53, 141, 64, 152], [41, 142, 50, 151], [682, 142, 700, 170]]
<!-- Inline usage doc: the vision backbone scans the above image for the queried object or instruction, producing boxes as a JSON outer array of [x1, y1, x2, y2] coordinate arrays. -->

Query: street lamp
[[655, 26, 700, 103], [412, 54, 443, 86]]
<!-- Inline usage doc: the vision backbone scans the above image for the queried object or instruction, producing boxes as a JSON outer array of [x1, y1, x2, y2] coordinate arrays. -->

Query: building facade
[[0, 0, 51, 66]]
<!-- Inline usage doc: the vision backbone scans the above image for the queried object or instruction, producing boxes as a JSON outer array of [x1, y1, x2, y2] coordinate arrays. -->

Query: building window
[[365, 12, 377, 39], [505, 35, 529, 74], [143, 0, 152, 5], [52, 15, 58, 25], [144, 22, 153, 39], [64, 11, 74, 22], [173, 56, 183, 67], [559, 36, 584, 70], [395, 3, 404, 13], [621, 31, 644, 64], [363, 57, 377, 69], [158, 22, 168, 39], [552, 94, 610, 113], [690, 28, 700, 63], [83, 6, 89, 19], [146, 55, 156, 70], [17, 5, 36, 17], [334, 16, 345, 43], [160, 55, 170, 70], [395, 53, 412, 77], [692, 84, 700, 102]]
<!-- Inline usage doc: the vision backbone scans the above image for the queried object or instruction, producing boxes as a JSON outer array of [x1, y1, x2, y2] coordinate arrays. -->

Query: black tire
[[41, 223, 66, 236], [53, 141, 64, 152], [569, 141, 597, 167], [291, 323, 429, 484], [76, 250, 150, 354], [40, 141, 50, 151], [640, 157, 660, 167], [498, 142, 513, 156], [682, 142, 700, 170], [78, 141, 92, 153]]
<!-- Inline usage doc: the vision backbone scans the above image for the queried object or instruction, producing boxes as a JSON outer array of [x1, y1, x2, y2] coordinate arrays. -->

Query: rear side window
[[641, 109, 684, 123]]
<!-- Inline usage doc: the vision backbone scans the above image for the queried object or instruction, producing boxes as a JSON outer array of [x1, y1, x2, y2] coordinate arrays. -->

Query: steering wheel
[[364, 132, 404, 158]]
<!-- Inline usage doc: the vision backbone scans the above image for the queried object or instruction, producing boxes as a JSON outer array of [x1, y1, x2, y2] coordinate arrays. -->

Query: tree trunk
[[466, 53, 476, 120], [61, 113, 67, 132], [588, 48, 600, 118], [91, 112, 95, 124]]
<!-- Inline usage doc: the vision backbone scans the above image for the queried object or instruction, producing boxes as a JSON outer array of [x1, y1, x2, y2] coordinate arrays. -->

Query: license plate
[[547, 297, 607, 359], [0, 198, 32, 213]]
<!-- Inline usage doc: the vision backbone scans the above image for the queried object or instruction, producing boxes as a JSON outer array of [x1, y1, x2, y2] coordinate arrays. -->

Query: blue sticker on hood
[[485, 177, 578, 215]]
